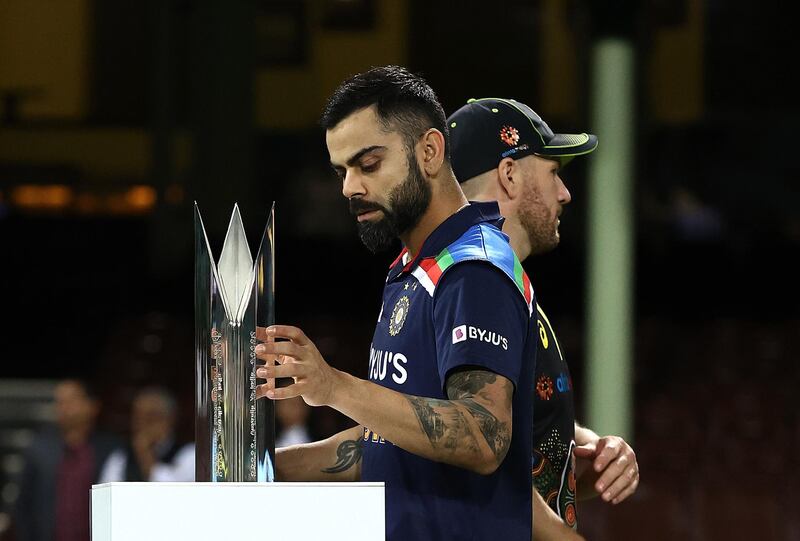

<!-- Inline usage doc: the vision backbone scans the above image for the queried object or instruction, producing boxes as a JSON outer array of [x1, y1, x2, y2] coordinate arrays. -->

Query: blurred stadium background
[[0, 0, 797, 539]]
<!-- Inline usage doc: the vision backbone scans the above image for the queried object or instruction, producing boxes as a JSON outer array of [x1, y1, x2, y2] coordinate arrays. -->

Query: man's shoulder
[[446, 221, 509, 258], [414, 223, 513, 288], [435, 223, 533, 313]]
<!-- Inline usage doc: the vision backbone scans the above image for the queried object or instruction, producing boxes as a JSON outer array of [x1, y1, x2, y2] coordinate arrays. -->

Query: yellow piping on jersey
[[536, 303, 564, 362]]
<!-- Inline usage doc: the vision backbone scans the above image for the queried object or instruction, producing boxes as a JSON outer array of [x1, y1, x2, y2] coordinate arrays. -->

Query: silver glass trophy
[[194, 202, 275, 482]]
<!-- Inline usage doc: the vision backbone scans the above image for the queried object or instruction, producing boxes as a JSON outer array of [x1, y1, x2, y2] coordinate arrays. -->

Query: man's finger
[[612, 473, 639, 504], [258, 362, 306, 380], [265, 382, 302, 400], [593, 439, 621, 472], [255, 380, 274, 400], [255, 326, 271, 341], [573, 444, 596, 458], [261, 325, 310, 345], [594, 452, 629, 491], [262, 354, 297, 366], [602, 465, 637, 502], [255, 340, 304, 360]]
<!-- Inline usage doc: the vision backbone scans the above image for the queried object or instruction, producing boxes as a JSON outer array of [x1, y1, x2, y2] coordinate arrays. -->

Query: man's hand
[[254, 325, 343, 407], [573, 435, 638, 504]]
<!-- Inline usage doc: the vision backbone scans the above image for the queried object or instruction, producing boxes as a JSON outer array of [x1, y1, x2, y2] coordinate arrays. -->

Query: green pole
[[585, 38, 635, 441]]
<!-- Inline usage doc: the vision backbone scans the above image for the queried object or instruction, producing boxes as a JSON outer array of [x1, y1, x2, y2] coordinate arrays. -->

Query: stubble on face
[[350, 147, 432, 253], [518, 171, 561, 256]]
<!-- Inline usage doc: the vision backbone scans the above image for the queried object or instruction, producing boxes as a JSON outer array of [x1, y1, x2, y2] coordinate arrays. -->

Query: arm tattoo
[[447, 369, 512, 463], [446, 370, 498, 399], [321, 439, 363, 474], [406, 396, 480, 452], [407, 396, 447, 442], [404, 369, 512, 465], [459, 398, 509, 459]]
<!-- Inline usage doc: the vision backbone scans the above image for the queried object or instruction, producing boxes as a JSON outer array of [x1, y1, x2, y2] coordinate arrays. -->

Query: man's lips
[[357, 209, 382, 222], [350, 199, 385, 222]]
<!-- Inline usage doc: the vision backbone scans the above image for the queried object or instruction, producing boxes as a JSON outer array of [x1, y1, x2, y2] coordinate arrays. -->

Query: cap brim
[[535, 133, 598, 166]]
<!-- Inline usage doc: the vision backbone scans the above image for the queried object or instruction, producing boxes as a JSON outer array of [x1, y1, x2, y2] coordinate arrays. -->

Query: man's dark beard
[[349, 155, 432, 254], [520, 183, 559, 256]]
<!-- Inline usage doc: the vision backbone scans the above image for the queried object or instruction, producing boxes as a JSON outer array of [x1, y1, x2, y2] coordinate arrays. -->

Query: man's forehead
[[326, 106, 400, 162]]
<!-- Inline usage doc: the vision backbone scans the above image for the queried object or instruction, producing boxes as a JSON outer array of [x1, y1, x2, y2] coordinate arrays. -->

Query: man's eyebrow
[[330, 145, 387, 169]]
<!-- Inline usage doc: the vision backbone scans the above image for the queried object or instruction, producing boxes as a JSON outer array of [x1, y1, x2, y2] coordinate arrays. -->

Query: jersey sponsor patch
[[368, 346, 408, 385], [452, 324, 467, 343], [450, 324, 509, 350]]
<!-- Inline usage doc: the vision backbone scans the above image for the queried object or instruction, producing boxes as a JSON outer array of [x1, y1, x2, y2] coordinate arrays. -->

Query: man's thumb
[[573, 443, 597, 458]]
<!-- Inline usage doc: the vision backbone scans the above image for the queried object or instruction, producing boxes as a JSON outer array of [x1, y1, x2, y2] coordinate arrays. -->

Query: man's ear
[[419, 128, 446, 176], [496, 157, 522, 201]]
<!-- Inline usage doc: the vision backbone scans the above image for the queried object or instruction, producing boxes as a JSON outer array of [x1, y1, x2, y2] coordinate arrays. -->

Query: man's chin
[[357, 221, 396, 253], [530, 235, 560, 256]]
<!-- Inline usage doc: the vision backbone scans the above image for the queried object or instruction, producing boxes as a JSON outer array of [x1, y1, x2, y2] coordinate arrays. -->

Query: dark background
[[1, 0, 798, 538]]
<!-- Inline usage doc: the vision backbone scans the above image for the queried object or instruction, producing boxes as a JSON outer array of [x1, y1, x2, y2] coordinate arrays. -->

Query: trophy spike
[[218, 205, 255, 325]]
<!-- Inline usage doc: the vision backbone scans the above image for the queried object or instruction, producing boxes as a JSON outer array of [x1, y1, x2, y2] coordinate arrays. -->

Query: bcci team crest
[[389, 295, 411, 336]]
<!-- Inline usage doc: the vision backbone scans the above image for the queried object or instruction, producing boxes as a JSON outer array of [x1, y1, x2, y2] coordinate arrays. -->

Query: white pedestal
[[91, 482, 385, 541]]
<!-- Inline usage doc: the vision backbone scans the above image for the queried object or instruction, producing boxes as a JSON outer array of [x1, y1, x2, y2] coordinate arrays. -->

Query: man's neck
[[401, 177, 468, 258], [470, 187, 533, 262], [503, 218, 532, 262]]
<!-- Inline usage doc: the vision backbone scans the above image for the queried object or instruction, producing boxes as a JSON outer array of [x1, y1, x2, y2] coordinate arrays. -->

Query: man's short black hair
[[320, 65, 450, 160]]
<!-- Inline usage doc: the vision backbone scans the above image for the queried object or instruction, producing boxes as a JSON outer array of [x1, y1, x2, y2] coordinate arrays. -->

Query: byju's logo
[[451, 325, 508, 350], [452, 325, 467, 344]]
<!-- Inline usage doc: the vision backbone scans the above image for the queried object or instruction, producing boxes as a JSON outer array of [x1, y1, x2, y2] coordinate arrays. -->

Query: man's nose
[[342, 170, 365, 199], [558, 176, 572, 204]]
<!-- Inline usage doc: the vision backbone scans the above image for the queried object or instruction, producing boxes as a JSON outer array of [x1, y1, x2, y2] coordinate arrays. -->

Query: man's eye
[[362, 162, 379, 173]]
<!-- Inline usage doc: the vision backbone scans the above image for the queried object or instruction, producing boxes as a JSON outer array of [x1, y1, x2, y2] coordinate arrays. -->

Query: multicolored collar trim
[[387, 201, 504, 280], [410, 223, 534, 315]]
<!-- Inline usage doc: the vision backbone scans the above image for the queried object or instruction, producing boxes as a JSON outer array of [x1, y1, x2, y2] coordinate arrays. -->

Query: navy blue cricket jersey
[[360, 202, 537, 540]]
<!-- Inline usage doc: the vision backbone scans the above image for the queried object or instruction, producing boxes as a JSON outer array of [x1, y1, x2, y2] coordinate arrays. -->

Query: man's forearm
[[328, 369, 511, 475], [533, 490, 585, 541], [276, 425, 363, 482], [255, 326, 513, 475]]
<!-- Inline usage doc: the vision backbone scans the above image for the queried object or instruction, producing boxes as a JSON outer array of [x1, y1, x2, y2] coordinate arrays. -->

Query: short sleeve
[[433, 261, 529, 392]]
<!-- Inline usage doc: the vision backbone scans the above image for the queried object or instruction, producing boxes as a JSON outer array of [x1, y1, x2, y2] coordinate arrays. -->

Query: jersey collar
[[388, 201, 504, 281]]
